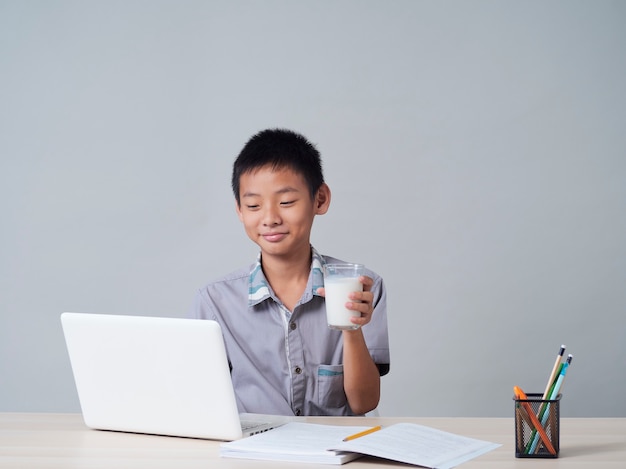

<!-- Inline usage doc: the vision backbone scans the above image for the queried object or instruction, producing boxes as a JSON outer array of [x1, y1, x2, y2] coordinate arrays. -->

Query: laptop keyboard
[[240, 419, 276, 436], [240, 420, 259, 431]]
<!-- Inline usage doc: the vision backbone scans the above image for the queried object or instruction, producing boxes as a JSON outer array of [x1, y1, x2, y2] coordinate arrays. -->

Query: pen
[[529, 354, 573, 454], [522, 365, 559, 455], [528, 344, 565, 453], [548, 354, 572, 401], [342, 425, 382, 441], [514, 386, 557, 455], [534, 361, 564, 444]]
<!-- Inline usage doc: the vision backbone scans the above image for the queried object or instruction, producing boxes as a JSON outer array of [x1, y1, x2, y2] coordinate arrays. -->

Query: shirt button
[[290, 322, 297, 331], [294, 366, 302, 374]]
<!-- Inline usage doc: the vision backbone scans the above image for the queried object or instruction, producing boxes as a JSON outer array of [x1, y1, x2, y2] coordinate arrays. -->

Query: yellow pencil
[[342, 425, 382, 441], [543, 345, 566, 399]]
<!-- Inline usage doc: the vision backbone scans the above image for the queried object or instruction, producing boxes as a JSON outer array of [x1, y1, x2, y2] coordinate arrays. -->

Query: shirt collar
[[248, 246, 326, 307]]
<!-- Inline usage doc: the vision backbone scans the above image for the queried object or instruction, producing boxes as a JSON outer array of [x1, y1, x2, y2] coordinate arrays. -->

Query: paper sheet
[[331, 422, 501, 469], [220, 422, 368, 464]]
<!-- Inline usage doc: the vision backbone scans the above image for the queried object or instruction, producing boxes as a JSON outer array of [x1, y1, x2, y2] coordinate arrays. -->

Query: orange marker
[[513, 386, 556, 455]]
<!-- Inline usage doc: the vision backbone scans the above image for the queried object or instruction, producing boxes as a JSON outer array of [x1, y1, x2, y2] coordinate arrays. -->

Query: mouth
[[262, 232, 287, 243]]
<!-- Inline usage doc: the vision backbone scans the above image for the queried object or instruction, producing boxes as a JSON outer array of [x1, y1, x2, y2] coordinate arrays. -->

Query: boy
[[191, 129, 389, 416]]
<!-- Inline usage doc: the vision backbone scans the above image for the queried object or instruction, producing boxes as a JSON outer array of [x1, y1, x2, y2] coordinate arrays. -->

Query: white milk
[[324, 277, 362, 330]]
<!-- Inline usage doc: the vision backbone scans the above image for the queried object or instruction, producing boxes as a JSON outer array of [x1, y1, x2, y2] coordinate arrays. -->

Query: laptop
[[61, 312, 289, 440]]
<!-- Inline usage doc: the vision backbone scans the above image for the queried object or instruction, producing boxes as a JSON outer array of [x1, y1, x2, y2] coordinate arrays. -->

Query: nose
[[262, 206, 282, 227]]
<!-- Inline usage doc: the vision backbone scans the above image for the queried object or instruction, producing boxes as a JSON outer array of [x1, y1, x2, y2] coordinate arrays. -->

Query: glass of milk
[[322, 263, 365, 330]]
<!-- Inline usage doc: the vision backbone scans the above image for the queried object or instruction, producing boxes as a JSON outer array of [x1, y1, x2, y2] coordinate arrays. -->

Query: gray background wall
[[1, 0, 624, 418]]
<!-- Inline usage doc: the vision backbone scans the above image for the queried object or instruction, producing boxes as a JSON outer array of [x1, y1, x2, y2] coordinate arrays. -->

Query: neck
[[260, 246, 312, 311], [261, 246, 312, 284]]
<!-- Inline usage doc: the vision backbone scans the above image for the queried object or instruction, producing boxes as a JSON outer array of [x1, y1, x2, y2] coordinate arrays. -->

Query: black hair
[[232, 128, 325, 205]]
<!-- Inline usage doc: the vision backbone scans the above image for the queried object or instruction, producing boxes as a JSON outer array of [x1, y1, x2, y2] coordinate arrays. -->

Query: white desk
[[1, 413, 625, 468]]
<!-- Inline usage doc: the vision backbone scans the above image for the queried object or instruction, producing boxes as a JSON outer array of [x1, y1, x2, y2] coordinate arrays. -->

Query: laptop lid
[[61, 312, 280, 441]]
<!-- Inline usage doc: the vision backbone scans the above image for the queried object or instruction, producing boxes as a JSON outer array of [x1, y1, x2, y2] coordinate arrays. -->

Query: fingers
[[359, 275, 374, 292], [319, 276, 375, 327], [347, 276, 374, 326]]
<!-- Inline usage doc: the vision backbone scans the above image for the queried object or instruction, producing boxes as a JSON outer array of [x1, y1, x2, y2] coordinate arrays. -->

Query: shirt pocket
[[317, 364, 347, 409]]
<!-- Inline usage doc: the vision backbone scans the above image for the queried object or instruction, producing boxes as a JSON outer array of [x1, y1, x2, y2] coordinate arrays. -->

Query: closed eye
[[280, 200, 296, 206]]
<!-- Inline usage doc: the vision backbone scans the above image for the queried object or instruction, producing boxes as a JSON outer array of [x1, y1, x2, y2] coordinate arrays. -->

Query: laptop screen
[[61, 312, 246, 440]]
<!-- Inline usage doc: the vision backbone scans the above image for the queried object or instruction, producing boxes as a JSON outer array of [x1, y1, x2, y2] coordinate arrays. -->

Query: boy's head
[[232, 129, 325, 206]]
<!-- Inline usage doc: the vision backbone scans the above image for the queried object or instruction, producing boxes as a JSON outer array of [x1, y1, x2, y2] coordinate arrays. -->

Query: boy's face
[[235, 165, 330, 260]]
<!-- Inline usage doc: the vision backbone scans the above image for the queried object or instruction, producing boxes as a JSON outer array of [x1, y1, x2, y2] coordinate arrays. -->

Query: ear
[[315, 183, 331, 215], [235, 200, 244, 222]]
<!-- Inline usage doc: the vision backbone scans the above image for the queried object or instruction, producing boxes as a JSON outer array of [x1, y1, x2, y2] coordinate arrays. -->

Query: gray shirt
[[191, 247, 390, 416]]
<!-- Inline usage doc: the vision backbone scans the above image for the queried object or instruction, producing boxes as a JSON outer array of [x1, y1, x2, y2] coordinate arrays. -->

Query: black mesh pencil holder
[[514, 393, 561, 458]]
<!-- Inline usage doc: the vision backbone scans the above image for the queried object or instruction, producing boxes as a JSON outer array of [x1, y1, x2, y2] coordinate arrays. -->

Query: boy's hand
[[348, 275, 375, 327], [316, 275, 375, 327]]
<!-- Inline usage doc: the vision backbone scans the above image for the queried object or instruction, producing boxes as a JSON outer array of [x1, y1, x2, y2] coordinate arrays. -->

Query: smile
[[262, 232, 287, 242]]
